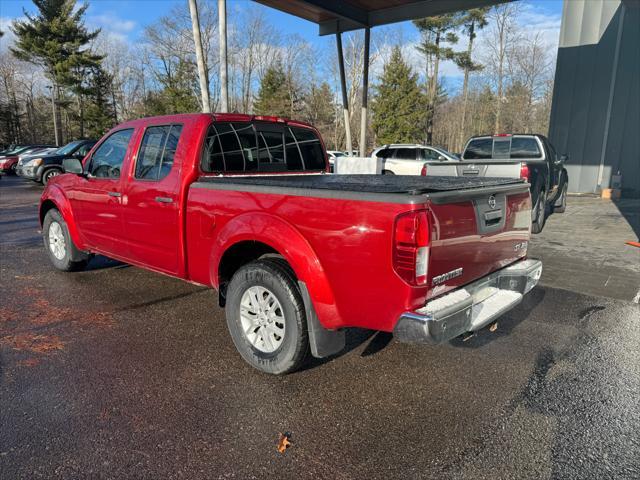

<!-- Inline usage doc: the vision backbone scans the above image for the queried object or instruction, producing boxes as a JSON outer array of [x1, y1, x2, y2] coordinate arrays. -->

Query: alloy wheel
[[239, 286, 286, 353]]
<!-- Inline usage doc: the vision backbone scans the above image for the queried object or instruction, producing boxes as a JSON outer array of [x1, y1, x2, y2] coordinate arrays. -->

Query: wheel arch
[[210, 213, 339, 329], [39, 188, 86, 251]]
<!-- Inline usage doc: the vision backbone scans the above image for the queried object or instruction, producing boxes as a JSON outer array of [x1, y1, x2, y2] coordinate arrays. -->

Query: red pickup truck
[[40, 113, 542, 374]]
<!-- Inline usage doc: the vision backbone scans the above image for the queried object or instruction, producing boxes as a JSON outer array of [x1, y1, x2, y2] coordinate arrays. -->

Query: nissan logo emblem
[[488, 195, 497, 209]]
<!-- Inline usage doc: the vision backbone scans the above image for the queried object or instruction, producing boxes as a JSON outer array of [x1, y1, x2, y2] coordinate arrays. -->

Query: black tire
[[225, 259, 309, 374], [42, 168, 62, 185], [531, 183, 547, 234], [554, 180, 568, 213], [42, 209, 88, 271], [382, 170, 395, 175], [10, 163, 17, 175]]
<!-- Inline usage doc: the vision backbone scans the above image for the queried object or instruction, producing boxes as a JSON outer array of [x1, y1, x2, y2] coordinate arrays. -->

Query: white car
[[372, 144, 459, 175]]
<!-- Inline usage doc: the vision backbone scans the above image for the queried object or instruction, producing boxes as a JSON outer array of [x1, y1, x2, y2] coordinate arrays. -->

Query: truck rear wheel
[[225, 259, 310, 374], [531, 184, 547, 234], [43, 209, 88, 271]]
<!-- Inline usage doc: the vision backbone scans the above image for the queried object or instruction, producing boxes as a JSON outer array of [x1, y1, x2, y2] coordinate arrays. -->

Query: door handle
[[155, 196, 173, 203], [108, 191, 121, 197]]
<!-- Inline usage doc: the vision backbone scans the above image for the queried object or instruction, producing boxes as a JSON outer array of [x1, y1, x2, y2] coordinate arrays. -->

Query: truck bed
[[196, 174, 524, 196]]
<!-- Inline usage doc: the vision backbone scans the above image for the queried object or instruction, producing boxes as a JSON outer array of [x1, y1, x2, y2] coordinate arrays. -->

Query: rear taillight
[[420, 164, 428, 176], [393, 210, 430, 285], [520, 162, 530, 181]]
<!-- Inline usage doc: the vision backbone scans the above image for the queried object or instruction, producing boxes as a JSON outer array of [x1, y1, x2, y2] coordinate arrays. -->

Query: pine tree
[[84, 67, 116, 138], [303, 82, 335, 146], [254, 63, 291, 117], [11, 0, 102, 142], [371, 47, 425, 145]]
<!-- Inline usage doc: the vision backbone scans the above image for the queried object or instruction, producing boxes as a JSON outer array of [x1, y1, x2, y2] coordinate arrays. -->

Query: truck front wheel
[[225, 259, 310, 374], [43, 209, 88, 271]]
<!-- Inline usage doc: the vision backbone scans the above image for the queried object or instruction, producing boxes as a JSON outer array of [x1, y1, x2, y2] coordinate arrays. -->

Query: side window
[[89, 129, 134, 179], [135, 125, 183, 180], [290, 127, 325, 170], [161, 125, 182, 178], [394, 148, 416, 160], [421, 149, 440, 161], [75, 143, 92, 157], [376, 148, 390, 159], [464, 139, 492, 159]]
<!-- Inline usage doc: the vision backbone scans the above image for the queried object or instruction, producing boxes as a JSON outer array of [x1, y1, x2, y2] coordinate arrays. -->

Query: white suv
[[372, 144, 459, 175]]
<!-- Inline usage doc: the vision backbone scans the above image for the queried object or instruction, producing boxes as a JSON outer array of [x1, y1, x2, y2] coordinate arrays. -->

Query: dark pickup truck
[[425, 134, 569, 233], [40, 113, 542, 374]]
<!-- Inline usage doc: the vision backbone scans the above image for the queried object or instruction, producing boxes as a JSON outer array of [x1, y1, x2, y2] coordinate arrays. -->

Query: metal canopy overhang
[[254, 0, 509, 35]]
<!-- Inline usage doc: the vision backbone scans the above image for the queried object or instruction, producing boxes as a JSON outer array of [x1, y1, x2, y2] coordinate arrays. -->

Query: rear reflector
[[420, 164, 428, 176], [393, 210, 430, 286]]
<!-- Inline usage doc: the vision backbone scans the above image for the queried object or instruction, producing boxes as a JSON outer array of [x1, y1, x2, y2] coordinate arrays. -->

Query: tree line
[[0, 0, 555, 154]]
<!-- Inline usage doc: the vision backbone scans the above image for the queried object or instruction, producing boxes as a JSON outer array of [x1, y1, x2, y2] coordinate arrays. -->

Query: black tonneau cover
[[197, 174, 524, 196]]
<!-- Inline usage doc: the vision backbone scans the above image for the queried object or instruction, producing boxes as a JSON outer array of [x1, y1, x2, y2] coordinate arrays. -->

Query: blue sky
[[1, 0, 564, 93], [1, 0, 563, 46]]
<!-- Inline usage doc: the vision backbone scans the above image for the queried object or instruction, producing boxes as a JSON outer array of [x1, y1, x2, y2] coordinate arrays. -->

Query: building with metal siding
[[548, 0, 639, 196]]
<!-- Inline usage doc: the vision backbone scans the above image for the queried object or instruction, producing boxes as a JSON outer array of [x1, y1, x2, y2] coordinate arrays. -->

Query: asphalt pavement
[[1, 175, 639, 479]]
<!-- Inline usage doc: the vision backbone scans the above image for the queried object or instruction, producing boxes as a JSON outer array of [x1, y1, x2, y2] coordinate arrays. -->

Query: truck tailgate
[[425, 184, 531, 300], [427, 161, 522, 178]]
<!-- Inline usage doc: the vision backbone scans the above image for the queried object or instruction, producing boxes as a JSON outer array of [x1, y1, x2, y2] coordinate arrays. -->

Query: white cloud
[[86, 11, 137, 44], [87, 12, 137, 35]]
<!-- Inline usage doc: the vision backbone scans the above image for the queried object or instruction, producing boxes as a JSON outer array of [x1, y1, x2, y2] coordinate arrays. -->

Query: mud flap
[[298, 281, 345, 358]]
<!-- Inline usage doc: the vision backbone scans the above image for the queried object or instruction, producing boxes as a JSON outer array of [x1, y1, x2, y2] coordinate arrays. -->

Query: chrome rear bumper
[[394, 259, 542, 344]]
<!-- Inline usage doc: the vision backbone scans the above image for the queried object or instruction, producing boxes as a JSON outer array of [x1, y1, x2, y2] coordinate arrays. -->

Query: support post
[[189, 0, 211, 113], [218, 0, 229, 113], [359, 27, 370, 157], [336, 32, 352, 155]]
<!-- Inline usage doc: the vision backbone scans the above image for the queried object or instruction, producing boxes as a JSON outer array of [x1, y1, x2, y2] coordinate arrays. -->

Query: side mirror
[[438, 155, 446, 161], [62, 157, 84, 175]]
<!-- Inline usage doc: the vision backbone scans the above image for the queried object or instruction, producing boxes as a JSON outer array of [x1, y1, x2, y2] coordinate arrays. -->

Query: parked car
[[0, 145, 55, 175], [40, 113, 541, 374], [17, 139, 96, 185], [372, 144, 460, 175], [424, 134, 568, 233]]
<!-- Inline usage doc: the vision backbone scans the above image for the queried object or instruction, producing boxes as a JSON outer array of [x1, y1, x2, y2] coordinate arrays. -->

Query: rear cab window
[[201, 122, 325, 174], [463, 136, 542, 160]]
